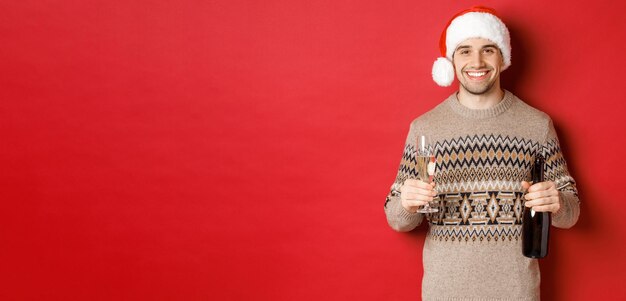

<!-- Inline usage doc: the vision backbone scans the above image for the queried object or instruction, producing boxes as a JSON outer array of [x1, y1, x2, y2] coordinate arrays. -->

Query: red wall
[[1, 1, 625, 300]]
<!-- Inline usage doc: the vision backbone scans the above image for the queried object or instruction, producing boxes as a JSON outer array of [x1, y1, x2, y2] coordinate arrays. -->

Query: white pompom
[[432, 57, 455, 87]]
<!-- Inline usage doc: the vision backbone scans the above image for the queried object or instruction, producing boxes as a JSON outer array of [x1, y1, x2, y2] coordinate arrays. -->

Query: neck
[[457, 82, 505, 110]]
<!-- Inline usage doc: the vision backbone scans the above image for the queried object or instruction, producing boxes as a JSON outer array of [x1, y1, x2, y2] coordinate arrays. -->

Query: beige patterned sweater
[[384, 90, 579, 301]]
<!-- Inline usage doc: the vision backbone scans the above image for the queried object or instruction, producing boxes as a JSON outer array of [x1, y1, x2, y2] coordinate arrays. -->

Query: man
[[384, 6, 579, 300]]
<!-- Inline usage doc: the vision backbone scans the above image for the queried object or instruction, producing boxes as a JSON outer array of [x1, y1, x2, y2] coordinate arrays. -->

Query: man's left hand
[[521, 181, 561, 213]]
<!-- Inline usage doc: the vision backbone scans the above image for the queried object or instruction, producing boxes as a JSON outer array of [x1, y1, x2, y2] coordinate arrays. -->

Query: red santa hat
[[432, 6, 511, 87]]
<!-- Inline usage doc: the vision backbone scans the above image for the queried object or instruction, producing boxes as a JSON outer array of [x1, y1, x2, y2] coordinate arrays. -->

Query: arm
[[384, 123, 433, 232], [523, 119, 580, 229]]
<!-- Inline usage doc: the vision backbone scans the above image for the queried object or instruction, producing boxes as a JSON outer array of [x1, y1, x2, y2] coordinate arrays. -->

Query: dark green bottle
[[522, 154, 550, 258]]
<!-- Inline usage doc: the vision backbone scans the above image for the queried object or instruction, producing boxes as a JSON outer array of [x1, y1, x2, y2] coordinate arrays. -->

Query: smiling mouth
[[465, 70, 490, 80]]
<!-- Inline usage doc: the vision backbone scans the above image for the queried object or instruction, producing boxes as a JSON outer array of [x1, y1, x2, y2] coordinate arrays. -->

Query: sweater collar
[[446, 90, 516, 119]]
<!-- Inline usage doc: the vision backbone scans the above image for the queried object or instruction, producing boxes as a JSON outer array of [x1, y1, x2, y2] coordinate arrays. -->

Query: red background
[[1, 1, 625, 300]]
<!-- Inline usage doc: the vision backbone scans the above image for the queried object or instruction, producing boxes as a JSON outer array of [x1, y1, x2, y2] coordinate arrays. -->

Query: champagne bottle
[[522, 154, 550, 258]]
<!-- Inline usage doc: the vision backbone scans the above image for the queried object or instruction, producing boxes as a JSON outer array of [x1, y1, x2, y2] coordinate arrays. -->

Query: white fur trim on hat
[[445, 12, 511, 69], [432, 57, 455, 87]]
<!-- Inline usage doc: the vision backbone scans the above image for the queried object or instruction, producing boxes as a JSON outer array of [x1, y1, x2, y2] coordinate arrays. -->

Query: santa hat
[[431, 6, 511, 87]]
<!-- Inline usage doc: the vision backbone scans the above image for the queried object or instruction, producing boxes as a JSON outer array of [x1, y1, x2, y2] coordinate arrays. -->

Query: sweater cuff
[[552, 190, 579, 228], [399, 202, 421, 219], [385, 195, 423, 231], [389, 196, 421, 219]]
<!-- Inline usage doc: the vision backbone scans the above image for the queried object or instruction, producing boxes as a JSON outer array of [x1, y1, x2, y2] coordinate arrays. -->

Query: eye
[[483, 48, 496, 54]]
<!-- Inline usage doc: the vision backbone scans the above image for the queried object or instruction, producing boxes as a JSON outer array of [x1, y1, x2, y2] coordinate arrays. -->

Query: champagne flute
[[415, 135, 438, 213]]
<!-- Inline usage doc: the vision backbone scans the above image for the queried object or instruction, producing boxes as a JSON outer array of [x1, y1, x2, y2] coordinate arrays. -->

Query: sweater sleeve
[[384, 122, 424, 232], [542, 119, 580, 229]]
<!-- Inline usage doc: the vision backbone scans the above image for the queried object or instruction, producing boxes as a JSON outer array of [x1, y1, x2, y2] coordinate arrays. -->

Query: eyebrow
[[455, 44, 499, 51]]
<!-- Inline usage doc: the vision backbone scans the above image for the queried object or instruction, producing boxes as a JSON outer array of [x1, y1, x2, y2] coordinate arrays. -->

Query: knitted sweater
[[384, 90, 579, 301]]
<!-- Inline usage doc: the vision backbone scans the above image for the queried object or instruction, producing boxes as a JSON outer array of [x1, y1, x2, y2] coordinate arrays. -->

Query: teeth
[[467, 71, 487, 77]]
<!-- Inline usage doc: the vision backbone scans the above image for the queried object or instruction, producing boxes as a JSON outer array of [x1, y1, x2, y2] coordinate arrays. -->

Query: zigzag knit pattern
[[434, 134, 539, 193], [435, 134, 538, 169], [543, 138, 577, 194], [389, 133, 575, 242]]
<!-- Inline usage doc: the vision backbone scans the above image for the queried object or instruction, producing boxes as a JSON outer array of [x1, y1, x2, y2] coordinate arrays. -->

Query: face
[[452, 38, 505, 95]]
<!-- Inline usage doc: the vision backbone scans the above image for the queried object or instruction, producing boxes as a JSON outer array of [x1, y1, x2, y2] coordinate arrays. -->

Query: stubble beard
[[460, 80, 496, 95]]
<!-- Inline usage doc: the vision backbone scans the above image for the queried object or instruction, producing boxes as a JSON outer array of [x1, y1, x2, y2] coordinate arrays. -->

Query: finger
[[403, 178, 416, 186], [524, 189, 558, 200], [400, 188, 437, 200], [521, 181, 531, 190], [402, 200, 429, 212], [403, 179, 434, 190], [530, 204, 559, 213], [524, 197, 559, 208], [405, 200, 429, 207], [401, 185, 426, 193], [402, 186, 437, 197], [527, 181, 556, 193], [403, 192, 435, 202], [400, 192, 435, 202]]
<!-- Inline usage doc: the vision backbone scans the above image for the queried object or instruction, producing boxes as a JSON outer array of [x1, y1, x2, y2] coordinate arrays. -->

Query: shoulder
[[509, 92, 553, 126], [408, 99, 451, 130]]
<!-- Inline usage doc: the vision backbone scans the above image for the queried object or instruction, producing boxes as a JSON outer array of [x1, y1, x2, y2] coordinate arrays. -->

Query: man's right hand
[[400, 179, 437, 213]]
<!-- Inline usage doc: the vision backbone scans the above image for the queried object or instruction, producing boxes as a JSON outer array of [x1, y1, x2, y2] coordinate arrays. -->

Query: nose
[[469, 51, 485, 69]]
